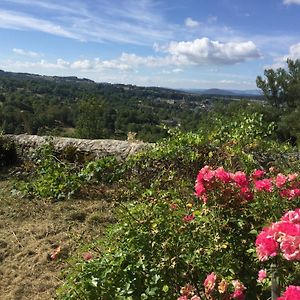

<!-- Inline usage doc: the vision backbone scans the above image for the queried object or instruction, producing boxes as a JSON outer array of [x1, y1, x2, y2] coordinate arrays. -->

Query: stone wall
[[6, 134, 152, 162]]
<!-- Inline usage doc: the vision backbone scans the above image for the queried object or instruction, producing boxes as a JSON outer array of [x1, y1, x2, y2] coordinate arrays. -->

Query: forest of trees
[[0, 59, 299, 144], [0, 71, 209, 142]]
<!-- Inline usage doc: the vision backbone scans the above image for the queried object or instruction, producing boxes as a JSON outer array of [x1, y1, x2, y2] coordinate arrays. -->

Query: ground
[[0, 179, 114, 300]]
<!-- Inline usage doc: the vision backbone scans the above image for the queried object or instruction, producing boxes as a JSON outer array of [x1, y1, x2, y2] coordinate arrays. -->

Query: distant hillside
[[0, 69, 94, 83], [182, 88, 261, 97], [0, 69, 209, 142], [0, 69, 265, 142], [201, 88, 236, 96], [0, 69, 196, 99]]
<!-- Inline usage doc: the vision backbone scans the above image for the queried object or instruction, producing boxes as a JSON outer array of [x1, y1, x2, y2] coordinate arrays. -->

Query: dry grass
[[0, 180, 114, 300]]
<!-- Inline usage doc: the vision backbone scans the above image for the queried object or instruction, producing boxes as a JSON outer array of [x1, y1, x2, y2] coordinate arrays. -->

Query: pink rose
[[280, 235, 300, 261], [183, 214, 195, 222], [232, 171, 248, 187], [273, 221, 300, 237], [177, 296, 188, 300], [196, 166, 213, 182], [278, 285, 300, 300], [288, 173, 298, 182], [255, 227, 278, 261], [83, 252, 93, 261], [204, 272, 217, 294], [280, 189, 293, 200], [215, 167, 231, 183], [231, 280, 246, 292], [280, 188, 300, 200], [254, 178, 273, 192], [252, 169, 265, 179], [275, 173, 287, 188], [240, 187, 253, 201], [195, 182, 206, 197], [257, 269, 267, 282], [231, 289, 245, 300], [231, 280, 246, 300], [281, 209, 300, 224]]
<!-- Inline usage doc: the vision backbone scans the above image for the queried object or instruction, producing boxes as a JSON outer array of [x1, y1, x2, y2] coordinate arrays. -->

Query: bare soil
[[0, 180, 114, 300]]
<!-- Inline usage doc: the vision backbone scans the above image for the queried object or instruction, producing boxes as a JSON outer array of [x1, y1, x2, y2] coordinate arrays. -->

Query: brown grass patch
[[0, 180, 114, 300]]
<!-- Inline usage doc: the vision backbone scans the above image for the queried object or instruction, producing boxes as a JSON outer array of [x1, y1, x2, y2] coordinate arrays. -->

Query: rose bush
[[58, 165, 300, 299]]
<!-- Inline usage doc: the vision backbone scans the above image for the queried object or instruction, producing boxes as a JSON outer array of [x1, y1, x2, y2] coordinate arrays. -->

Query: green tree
[[75, 98, 106, 139], [256, 59, 300, 108]]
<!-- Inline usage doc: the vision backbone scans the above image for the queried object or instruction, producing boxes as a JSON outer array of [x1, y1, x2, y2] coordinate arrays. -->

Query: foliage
[[75, 98, 108, 139], [17, 140, 82, 200], [16, 113, 296, 202], [58, 165, 300, 299], [0, 132, 17, 167], [123, 113, 292, 194], [79, 156, 123, 184], [256, 59, 300, 145], [9, 113, 299, 298], [0, 70, 211, 142], [256, 59, 300, 109], [255, 208, 300, 297], [200, 112, 279, 172]]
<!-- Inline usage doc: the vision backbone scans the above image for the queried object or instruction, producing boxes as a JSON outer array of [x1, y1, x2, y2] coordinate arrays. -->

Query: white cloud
[[70, 59, 93, 70], [172, 68, 183, 73], [3, 37, 262, 82], [166, 38, 261, 65], [185, 17, 200, 28], [147, 38, 262, 67], [1, 57, 257, 89], [3, 58, 69, 69], [6, 0, 86, 15], [119, 53, 171, 68], [0, 1, 173, 45], [287, 42, 300, 59], [218, 79, 236, 84], [283, 0, 300, 5], [0, 10, 78, 39], [161, 68, 183, 74], [13, 48, 39, 57], [5, 37, 261, 74], [268, 42, 300, 69], [5, 57, 128, 73]]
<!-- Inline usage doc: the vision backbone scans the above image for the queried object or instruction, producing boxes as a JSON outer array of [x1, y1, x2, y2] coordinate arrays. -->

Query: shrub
[[17, 140, 82, 200], [79, 156, 123, 184], [58, 167, 300, 299]]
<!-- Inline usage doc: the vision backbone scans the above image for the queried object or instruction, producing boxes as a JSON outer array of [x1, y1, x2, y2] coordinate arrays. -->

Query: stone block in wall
[[5, 134, 152, 163]]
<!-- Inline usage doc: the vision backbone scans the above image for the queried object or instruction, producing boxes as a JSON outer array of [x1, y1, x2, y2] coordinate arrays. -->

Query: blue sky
[[0, 0, 299, 89]]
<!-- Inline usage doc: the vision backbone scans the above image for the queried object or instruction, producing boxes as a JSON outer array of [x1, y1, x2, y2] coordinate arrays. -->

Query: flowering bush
[[195, 166, 300, 206], [59, 165, 300, 299]]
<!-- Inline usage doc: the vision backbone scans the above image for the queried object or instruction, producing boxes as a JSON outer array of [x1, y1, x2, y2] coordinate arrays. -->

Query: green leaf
[[162, 285, 169, 293]]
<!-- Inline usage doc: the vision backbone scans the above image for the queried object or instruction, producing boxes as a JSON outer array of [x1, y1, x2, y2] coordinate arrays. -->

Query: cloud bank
[[166, 38, 261, 65], [4, 37, 262, 76]]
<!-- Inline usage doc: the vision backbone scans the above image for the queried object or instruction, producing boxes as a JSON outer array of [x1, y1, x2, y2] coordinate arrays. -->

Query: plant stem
[[271, 262, 280, 300]]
